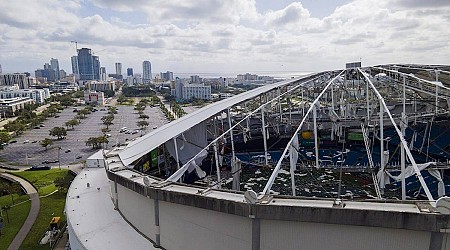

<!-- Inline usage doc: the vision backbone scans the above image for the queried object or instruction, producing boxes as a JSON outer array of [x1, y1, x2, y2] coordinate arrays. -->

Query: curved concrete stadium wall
[[116, 183, 252, 250], [159, 201, 251, 250], [67, 220, 85, 250], [260, 220, 430, 250], [117, 184, 156, 239], [109, 171, 450, 250]]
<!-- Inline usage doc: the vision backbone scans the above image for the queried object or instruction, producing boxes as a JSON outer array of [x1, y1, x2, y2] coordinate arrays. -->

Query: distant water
[[173, 71, 314, 79]]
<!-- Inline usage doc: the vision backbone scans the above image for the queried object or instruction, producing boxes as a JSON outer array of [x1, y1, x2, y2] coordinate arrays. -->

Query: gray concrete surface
[[0, 105, 168, 168]]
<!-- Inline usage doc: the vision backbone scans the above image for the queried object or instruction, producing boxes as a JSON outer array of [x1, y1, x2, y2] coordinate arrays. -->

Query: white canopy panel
[[119, 73, 317, 166]]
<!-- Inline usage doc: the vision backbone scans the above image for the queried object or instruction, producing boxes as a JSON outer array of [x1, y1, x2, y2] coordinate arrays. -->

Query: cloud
[[264, 2, 311, 26], [394, 0, 450, 8], [0, 0, 449, 74], [91, 0, 259, 24]]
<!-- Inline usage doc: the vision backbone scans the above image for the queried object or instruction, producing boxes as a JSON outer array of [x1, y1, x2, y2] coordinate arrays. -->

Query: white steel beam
[[359, 69, 434, 202]]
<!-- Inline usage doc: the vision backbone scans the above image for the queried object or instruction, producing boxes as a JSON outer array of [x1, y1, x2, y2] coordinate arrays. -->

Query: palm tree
[[101, 114, 114, 129]]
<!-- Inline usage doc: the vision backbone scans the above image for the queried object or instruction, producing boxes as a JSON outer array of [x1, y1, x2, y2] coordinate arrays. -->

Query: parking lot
[[0, 104, 168, 167]]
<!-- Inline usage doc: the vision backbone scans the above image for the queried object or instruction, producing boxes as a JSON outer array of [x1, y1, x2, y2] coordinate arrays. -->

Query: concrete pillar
[[154, 198, 160, 247]]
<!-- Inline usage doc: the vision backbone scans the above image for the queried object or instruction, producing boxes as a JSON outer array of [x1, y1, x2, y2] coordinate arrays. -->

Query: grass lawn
[[6, 169, 74, 249], [14, 169, 68, 196], [0, 198, 31, 250], [0, 178, 32, 250], [19, 192, 67, 250]]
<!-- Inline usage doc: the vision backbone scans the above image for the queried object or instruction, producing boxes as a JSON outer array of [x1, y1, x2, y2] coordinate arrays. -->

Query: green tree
[[107, 106, 117, 114], [49, 127, 67, 140], [134, 104, 145, 112], [75, 114, 85, 120], [47, 106, 59, 117], [0, 131, 12, 145], [85, 136, 108, 149], [54, 173, 73, 192], [78, 108, 90, 118], [4, 121, 26, 136], [40, 138, 53, 150], [101, 114, 114, 129], [137, 120, 149, 130], [97, 135, 109, 148], [59, 95, 75, 107], [86, 137, 99, 149], [1, 182, 22, 205], [104, 90, 115, 98], [117, 95, 128, 104], [65, 119, 80, 130]]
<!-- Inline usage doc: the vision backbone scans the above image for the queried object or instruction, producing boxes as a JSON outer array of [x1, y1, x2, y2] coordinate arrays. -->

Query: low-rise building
[[87, 80, 116, 92], [0, 85, 50, 103], [84, 91, 105, 105], [0, 97, 34, 117], [172, 78, 211, 100], [182, 84, 211, 100], [127, 74, 143, 86], [50, 82, 79, 93]]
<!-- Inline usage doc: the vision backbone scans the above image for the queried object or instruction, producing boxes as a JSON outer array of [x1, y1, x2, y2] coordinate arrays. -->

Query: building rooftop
[[65, 167, 157, 250]]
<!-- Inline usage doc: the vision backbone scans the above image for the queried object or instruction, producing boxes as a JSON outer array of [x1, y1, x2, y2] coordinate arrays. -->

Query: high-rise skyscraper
[[115, 63, 122, 77], [50, 58, 60, 80], [100, 67, 107, 81], [93, 56, 100, 80], [44, 63, 51, 70], [160, 71, 174, 81], [127, 68, 133, 76], [59, 69, 67, 79], [71, 56, 79, 80], [142, 61, 152, 83], [78, 48, 94, 80]]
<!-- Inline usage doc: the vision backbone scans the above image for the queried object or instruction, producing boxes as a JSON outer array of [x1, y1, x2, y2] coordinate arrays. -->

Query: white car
[[23, 140, 30, 144]]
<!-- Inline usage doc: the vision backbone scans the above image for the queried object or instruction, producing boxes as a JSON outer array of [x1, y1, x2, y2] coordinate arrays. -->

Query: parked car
[[40, 124, 45, 127], [10, 140, 17, 143], [28, 165, 51, 171], [32, 140, 37, 143], [65, 149, 71, 153], [76, 155, 83, 159], [23, 140, 29, 144], [34, 126, 40, 129]]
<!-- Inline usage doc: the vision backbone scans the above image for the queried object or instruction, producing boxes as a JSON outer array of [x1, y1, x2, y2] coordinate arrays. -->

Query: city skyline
[[0, 0, 449, 75]]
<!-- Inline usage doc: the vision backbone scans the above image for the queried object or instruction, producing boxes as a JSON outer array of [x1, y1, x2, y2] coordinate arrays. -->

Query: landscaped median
[[0, 169, 74, 250]]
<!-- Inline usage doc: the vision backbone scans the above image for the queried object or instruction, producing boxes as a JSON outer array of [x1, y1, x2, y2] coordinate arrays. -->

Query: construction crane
[[92, 49, 106, 55]]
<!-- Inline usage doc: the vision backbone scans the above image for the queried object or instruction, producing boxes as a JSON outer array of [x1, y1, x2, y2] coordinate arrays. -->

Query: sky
[[0, 0, 449, 77]]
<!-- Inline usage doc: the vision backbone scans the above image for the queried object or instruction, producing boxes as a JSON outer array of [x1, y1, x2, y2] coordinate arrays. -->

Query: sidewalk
[[0, 173, 40, 250]]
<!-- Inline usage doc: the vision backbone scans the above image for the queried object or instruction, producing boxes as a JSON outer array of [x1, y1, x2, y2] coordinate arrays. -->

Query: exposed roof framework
[[116, 65, 450, 204]]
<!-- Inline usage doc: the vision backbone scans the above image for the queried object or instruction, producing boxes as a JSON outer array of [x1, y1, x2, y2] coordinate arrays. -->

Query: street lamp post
[[58, 147, 61, 169]]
